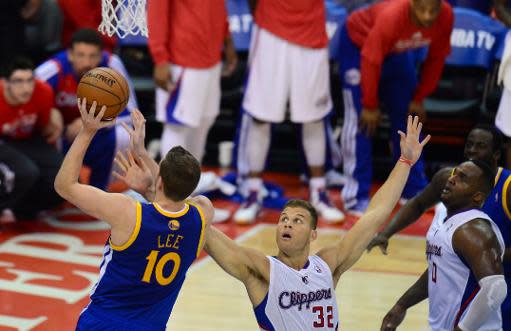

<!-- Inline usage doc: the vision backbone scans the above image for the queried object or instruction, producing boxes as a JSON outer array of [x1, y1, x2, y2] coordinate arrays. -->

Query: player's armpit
[[61, 183, 137, 230], [204, 226, 269, 283], [452, 219, 504, 280]]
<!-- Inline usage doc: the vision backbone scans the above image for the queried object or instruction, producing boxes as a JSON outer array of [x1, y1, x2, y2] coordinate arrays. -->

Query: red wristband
[[399, 157, 414, 167]]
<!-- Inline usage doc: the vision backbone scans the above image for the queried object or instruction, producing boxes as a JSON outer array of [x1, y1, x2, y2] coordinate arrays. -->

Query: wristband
[[399, 157, 414, 167]]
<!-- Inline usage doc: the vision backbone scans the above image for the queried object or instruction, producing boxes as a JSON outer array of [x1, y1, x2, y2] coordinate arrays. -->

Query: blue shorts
[[76, 306, 164, 331]]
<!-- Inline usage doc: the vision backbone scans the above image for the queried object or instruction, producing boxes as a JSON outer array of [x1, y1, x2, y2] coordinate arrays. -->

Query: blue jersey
[[483, 167, 511, 271], [482, 167, 511, 323], [80, 201, 206, 331]]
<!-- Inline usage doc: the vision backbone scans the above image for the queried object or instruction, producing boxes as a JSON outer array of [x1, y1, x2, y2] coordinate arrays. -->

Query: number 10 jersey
[[81, 201, 206, 330]]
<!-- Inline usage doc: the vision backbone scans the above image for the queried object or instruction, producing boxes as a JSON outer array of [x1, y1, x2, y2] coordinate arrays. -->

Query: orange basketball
[[77, 67, 130, 121]]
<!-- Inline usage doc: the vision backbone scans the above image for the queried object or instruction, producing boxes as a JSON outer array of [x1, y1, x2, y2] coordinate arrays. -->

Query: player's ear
[[311, 229, 318, 242], [156, 176, 163, 191], [472, 191, 485, 206]]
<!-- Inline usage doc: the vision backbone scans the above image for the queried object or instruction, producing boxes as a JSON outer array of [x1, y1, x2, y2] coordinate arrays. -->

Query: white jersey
[[254, 255, 339, 331], [427, 208, 505, 331]]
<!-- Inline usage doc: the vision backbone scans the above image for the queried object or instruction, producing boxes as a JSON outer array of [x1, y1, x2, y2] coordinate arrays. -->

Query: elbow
[[54, 176, 69, 199], [53, 179, 64, 197]]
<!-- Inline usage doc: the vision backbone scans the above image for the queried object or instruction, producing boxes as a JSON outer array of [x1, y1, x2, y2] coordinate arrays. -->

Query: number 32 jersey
[[254, 255, 339, 330], [426, 208, 505, 331], [83, 201, 206, 330]]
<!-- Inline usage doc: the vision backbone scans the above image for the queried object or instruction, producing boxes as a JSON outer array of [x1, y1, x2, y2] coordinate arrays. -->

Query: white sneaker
[[193, 172, 236, 196], [234, 191, 261, 225], [212, 207, 230, 223], [325, 169, 347, 187], [311, 190, 345, 224]]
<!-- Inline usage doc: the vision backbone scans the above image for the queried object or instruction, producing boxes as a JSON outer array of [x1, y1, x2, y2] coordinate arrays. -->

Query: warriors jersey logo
[[168, 220, 180, 231]]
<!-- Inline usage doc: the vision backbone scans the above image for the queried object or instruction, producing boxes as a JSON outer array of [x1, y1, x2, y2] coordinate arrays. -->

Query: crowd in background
[[1, 0, 511, 224]]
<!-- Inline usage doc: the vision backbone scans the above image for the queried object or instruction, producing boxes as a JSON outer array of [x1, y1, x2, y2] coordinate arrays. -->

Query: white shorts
[[496, 87, 511, 137], [242, 25, 332, 123], [156, 63, 221, 128]]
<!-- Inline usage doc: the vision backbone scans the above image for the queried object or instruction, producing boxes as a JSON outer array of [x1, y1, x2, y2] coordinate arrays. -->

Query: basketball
[[77, 67, 130, 121]]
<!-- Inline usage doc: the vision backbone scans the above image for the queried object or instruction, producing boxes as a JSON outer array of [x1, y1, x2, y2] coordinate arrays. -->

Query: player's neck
[[445, 204, 479, 220], [277, 249, 310, 271], [153, 192, 187, 213]]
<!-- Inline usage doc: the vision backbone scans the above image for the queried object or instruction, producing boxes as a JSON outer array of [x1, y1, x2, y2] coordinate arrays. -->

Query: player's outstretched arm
[[452, 219, 506, 331], [318, 116, 430, 283], [380, 269, 429, 331], [367, 167, 451, 254], [204, 226, 269, 285], [54, 98, 137, 229]]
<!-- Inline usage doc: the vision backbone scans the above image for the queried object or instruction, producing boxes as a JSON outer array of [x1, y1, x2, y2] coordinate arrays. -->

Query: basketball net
[[99, 0, 148, 38]]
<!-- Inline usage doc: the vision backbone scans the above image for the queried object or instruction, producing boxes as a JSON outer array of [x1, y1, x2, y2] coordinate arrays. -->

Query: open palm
[[398, 115, 431, 165]]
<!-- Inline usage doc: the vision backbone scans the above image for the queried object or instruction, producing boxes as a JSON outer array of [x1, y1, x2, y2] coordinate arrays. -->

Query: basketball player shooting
[[115, 114, 429, 329], [54, 99, 213, 330]]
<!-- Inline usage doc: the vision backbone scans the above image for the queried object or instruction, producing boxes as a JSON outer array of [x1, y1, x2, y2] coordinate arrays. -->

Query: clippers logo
[[426, 240, 442, 259], [168, 220, 180, 231], [278, 288, 332, 310]]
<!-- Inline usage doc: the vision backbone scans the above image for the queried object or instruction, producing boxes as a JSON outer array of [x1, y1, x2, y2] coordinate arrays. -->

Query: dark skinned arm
[[495, 0, 511, 27], [452, 218, 505, 330], [367, 167, 452, 254], [380, 270, 429, 331], [453, 218, 503, 279]]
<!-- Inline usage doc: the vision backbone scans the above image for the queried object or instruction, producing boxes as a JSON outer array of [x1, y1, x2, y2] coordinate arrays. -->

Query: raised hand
[[121, 109, 147, 156], [398, 115, 431, 165], [77, 98, 114, 133], [112, 149, 153, 196]]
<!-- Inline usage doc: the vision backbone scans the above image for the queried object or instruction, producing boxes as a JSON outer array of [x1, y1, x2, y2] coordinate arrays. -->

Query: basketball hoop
[[99, 0, 148, 38]]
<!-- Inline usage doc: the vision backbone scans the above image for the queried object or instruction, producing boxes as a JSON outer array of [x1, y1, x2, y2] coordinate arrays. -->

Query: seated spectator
[[35, 28, 138, 190], [58, 0, 117, 52], [0, 0, 42, 66], [0, 57, 64, 221]]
